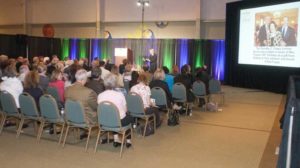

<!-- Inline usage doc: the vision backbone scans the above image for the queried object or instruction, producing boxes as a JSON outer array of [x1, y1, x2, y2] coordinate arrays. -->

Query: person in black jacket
[[23, 70, 43, 108], [149, 69, 173, 108], [85, 67, 105, 95], [174, 64, 195, 103], [129, 71, 139, 89]]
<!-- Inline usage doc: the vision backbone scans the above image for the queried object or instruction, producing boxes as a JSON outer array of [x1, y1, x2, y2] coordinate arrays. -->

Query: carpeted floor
[[0, 86, 284, 168]]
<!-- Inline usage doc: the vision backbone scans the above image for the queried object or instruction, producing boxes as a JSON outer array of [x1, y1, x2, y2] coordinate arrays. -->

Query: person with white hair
[[97, 73, 134, 148], [18, 64, 30, 83], [65, 69, 98, 126]]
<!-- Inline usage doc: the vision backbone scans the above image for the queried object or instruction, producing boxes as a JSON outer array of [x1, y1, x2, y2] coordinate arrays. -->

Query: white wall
[[200, 0, 240, 20], [104, 0, 200, 22], [0, 0, 24, 25], [0, 0, 234, 39], [29, 0, 97, 23]]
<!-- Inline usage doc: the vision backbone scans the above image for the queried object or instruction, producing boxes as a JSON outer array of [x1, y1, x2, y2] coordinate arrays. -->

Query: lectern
[[114, 48, 133, 66]]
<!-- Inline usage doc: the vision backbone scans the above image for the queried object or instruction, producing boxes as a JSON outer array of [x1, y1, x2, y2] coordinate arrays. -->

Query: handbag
[[137, 123, 154, 136], [168, 110, 180, 126]]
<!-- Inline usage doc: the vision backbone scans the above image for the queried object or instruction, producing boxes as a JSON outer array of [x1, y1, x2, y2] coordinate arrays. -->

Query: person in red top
[[48, 69, 65, 102]]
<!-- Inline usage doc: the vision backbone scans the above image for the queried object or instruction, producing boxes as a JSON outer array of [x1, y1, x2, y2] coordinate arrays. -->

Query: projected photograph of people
[[255, 8, 298, 47]]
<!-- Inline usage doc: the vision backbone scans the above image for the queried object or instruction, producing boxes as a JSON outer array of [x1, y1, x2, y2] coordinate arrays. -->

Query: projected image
[[239, 1, 300, 68], [255, 9, 298, 47]]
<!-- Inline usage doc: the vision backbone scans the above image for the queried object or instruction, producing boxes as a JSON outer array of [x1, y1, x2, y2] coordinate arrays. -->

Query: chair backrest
[[151, 87, 168, 106], [172, 83, 187, 101], [19, 92, 40, 117], [126, 92, 145, 115], [97, 101, 121, 128], [192, 81, 207, 96], [39, 94, 61, 121], [123, 80, 130, 93], [209, 79, 221, 94], [46, 87, 61, 102], [0, 91, 19, 115], [65, 99, 86, 124]]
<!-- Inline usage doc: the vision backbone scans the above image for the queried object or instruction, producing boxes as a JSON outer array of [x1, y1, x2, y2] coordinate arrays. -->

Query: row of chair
[[0, 90, 158, 157]]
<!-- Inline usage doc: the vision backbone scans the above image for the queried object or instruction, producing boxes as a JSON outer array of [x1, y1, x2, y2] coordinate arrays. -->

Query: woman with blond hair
[[110, 65, 124, 87], [24, 70, 43, 106], [149, 69, 173, 108]]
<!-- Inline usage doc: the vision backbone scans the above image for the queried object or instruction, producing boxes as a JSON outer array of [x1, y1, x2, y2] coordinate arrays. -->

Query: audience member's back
[[85, 67, 105, 95]]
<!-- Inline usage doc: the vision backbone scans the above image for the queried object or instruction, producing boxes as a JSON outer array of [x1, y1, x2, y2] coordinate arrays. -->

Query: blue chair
[[17, 92, 43, 138], [39, 94, 65, 144], [63, 99, 97, 152], [46, 87, 61, 102], [208, 79, 225, 105], [172, 83, 190, 115], [94, 101, 132, 157], [0, 91, 21, 135], [192, 81, 209, 111], [151, 87, 171, 117], [126, 92, 156, 137]]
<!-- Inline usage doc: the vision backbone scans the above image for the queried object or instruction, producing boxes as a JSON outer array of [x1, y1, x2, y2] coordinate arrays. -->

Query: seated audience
[[64, 63, 81, 87], [129, 71, 139, 89], [130, 73, 161, 127], [0, 67, 23, 108], [195, 65, 210, 94], [48, 69, 65, 103], [97, 74, 134, 147], [162, 66, 174, 92], [65, 69, 98, 125], [37, 63, 49, 91], [99, 60, 110, 80], [110, 65, 124, 88], [142, 64, 152, 84], [172, 65, 180, 76], [123, 64, 132, 81], [23, 71, 43, 106], [18, 64, 30, 83], [174, 64, 195, 103], [46, 57, 59, 77], [119, 59, 127, 74], [85, 67, 105, 95], [149, 69, 173, 108]]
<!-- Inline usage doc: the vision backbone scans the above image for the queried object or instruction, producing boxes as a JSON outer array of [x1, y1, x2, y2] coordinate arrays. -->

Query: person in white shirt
[[0, 68, 23, 108], [97, 73, 133, 147], [130, 73, 161, 127]]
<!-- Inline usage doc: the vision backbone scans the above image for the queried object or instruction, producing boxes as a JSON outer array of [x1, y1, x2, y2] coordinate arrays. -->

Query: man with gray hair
[[65, 69, 98, 128]]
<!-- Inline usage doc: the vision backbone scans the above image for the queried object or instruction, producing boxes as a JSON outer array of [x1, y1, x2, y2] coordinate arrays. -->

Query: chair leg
[[153, 115, 156, 133], [94, 129, 101, 153], [85, 127, 92, 152], [143, 119, 148, 137], [62, 125, 70, 148], [33, 121, 38, 133], [58, 123, 65, 145], [119, 131, 126, 158], [0, 114, 7, 135], [16, 118, 25, 138], [37, 121, 45, 143], [107, 132, 110, 144], [130, 127, 133, 145]]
